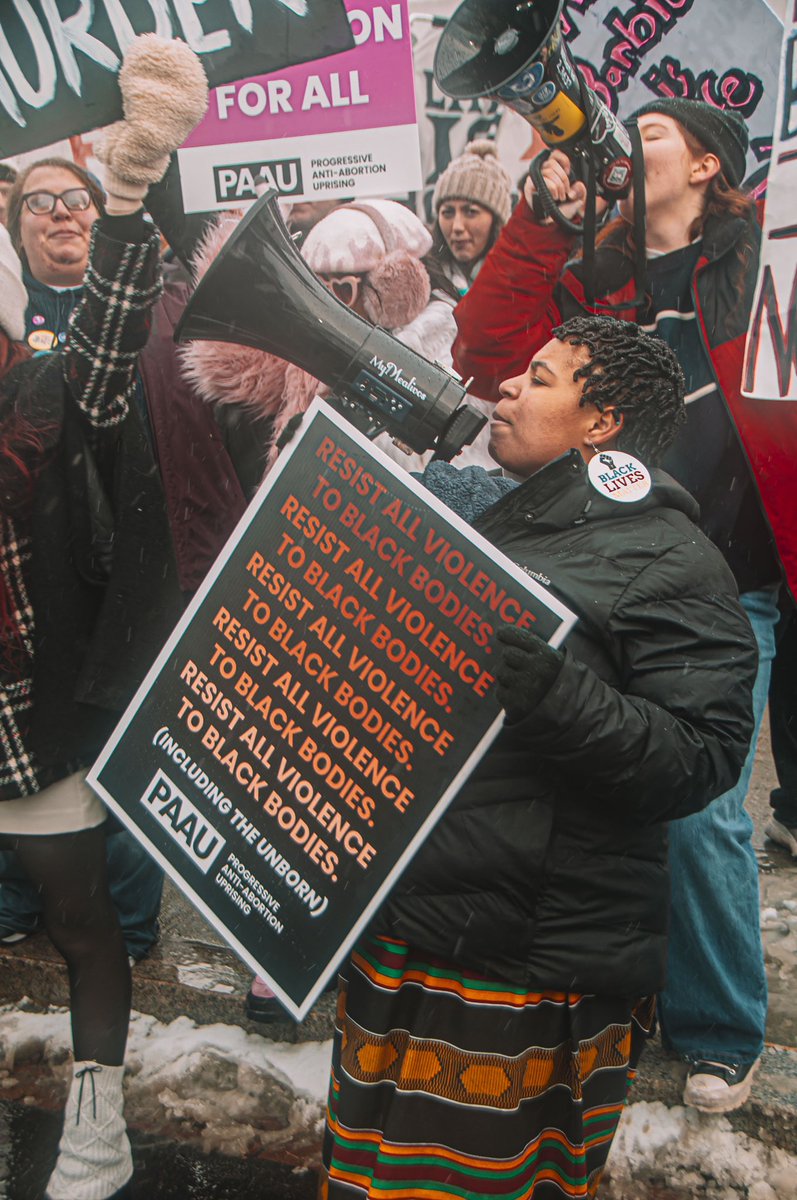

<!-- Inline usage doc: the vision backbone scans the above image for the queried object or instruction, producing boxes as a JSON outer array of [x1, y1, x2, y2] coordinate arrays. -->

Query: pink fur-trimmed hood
[[179, 214, 289, 413], [179, 204, 438, 413]]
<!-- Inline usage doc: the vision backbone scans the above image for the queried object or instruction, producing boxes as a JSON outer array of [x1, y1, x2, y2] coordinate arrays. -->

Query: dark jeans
[[769, 605, 797, 827], [0, 815, 164, 960], [659, 586, 777, 1065]]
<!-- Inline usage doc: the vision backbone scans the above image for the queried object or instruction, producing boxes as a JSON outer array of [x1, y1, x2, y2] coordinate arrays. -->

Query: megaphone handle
[[527, 151, 593, 237]]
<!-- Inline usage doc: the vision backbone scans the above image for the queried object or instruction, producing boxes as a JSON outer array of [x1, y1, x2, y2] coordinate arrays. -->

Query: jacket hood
[[180, 211, 437, 409], [567, 211, 753, 303], [499, 451, 701, 530], [0, 228, 27, 343], [422, 451, 700, 533]]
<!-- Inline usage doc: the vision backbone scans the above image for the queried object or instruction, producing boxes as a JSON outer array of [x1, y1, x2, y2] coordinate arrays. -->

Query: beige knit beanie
[[432, 139, 513, 226]]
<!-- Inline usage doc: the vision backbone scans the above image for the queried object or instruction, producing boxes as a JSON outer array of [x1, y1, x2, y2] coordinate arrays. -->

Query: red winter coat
[[453, 201, 797, 600]]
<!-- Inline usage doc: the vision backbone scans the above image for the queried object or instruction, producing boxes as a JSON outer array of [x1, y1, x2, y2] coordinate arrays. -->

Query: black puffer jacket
[[375, 455, 758, 997]]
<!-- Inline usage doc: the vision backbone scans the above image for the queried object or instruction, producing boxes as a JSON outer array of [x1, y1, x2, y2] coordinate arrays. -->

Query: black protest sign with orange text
[[90, 403, 575, 1019]]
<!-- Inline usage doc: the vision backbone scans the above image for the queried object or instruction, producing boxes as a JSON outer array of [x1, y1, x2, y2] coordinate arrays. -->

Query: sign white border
[[88, 401, 577, 1020], [177, 124, 423, 212]]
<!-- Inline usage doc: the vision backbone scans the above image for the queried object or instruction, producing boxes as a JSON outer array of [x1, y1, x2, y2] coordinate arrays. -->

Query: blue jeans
[[0, 818, 164, 960], [658, 586, 779, 1065]]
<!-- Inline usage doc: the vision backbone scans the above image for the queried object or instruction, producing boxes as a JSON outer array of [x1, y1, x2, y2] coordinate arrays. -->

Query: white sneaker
[[683, 1058, 759, 1113], [765, 818, 797, 857]]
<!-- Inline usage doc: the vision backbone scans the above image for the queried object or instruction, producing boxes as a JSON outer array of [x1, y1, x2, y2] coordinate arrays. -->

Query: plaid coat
[[0, 217, 175, 800]]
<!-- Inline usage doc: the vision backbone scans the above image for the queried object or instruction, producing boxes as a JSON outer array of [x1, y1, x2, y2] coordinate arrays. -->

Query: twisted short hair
[[552, 316, 686, 464]]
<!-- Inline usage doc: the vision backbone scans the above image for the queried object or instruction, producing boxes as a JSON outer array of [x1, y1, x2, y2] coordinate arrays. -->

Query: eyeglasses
[[21, 188, 93, 216]]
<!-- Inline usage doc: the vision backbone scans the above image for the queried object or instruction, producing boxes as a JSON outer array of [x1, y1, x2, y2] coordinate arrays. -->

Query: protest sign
[[177, 0, 422, 211], [88, 401, 576, 1019], [0, 0, 354, 158], [743, 4, 797, 399], [406, 0, 782, 221]]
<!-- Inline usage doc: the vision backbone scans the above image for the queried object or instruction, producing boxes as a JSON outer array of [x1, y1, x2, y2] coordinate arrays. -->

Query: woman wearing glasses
[[5, 160, 103, 353], [0, 36, 212, 1200], [0, 163, 167, 1200]]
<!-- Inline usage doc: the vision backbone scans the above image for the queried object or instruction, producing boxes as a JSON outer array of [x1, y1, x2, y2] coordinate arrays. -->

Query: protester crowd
[[0, 31, 794, 1200]]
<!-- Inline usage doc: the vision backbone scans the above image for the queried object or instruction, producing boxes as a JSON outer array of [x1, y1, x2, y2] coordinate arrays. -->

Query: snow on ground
[[2, 1004, 797, 1195], [0, 1003, 331, 1157], [606, 1102, 797, 1199]]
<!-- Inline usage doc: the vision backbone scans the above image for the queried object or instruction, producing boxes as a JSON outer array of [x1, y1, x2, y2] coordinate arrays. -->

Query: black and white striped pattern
[[63, 224, 163, 430], [0, 515, 37, 795]]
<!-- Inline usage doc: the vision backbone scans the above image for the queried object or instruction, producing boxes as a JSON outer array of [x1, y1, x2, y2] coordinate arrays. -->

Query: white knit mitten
[[97, 34, 208, 211], [46, 1062, 132, 1200]]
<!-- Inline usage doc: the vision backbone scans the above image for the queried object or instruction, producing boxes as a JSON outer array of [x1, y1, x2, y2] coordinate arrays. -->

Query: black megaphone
[[175, 191, 485, 461], [434, 0, 635, 219]]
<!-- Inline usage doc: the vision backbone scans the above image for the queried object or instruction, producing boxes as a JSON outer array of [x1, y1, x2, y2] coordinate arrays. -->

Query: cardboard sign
[[0, 0, 354, 158], [88, 402, 576, 1019], [406, 0, 782, 221], [177, 0, 422, 211], [743, 5, 797, 398]]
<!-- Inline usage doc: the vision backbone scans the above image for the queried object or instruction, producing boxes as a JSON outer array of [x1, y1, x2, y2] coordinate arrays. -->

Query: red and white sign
[[743, 6, 797, 400]]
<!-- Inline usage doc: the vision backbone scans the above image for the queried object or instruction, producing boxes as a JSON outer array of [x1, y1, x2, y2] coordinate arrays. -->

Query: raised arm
[[63, 211, 163, 436], [453, 198, 576, 401], [145, 154, 214, 272]]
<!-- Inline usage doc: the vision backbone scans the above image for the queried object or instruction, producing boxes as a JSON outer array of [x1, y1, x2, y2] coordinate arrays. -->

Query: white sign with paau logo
[[177, 0, 422, 212]]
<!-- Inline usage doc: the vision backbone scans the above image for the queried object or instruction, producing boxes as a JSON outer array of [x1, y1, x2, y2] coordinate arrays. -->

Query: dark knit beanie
[[631, 98, 749, 187]]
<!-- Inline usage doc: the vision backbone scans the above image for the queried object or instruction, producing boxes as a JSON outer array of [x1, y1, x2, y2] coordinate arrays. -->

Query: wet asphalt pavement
[[0, 1101, 318, 1200]]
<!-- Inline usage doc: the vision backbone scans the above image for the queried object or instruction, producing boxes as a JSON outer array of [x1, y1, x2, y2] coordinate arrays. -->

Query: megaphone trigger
[[527, 150, 602, 234]]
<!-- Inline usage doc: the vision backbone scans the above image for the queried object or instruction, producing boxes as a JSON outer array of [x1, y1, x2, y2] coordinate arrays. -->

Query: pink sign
[[178, 0, 421, 210], [183, 1, 416, 147]]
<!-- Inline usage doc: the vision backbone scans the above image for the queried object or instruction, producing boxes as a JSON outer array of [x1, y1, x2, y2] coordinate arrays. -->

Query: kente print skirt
[[322, 935, 655, 1200]]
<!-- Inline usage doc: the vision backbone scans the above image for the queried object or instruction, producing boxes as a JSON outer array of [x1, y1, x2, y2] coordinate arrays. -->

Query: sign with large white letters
[[0, 0, 354, 158], [743, 4, 797, 399]]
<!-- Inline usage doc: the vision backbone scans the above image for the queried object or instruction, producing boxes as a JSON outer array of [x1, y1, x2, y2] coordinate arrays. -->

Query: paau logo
[[142, 770, 226, 874], [214, 158, 303, 202]]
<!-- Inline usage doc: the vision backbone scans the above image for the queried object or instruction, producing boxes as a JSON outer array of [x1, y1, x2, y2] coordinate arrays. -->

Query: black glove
[[495, 624, 564, 722]]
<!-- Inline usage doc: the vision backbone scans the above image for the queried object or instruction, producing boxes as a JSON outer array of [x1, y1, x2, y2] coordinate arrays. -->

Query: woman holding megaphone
[[454, 97, 793, 1118], [321, 312, 758, 1199]]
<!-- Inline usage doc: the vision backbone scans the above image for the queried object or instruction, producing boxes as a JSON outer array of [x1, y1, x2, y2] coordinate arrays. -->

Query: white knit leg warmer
[[46, 1062, 133, 1200]]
